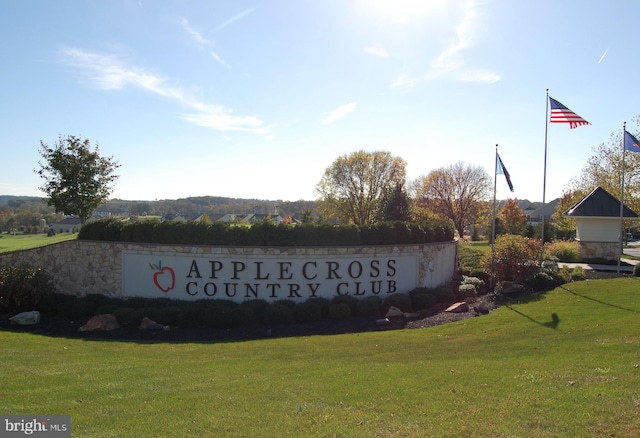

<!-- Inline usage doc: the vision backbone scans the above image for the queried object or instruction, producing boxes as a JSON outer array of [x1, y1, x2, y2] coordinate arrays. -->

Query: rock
[[139, 316, 164, 330], [445, 302, 470, 313], [376, 318, 391, 327], [385, 306, 404, 318], [9, 311, 40, 325], [473, 303, 491, 315], [496, 281, 524, 294], [79, 314, 119, 332]]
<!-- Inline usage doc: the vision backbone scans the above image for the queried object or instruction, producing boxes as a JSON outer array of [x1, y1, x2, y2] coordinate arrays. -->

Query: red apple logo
[[149, 260, 175, 293]]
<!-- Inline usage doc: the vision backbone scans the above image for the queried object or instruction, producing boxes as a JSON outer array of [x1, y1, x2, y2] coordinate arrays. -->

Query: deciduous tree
[[413, 162, 491, 238], [315, 150, 406, 225], [499, 199, 527, 236], [36, 135, 120, 224]]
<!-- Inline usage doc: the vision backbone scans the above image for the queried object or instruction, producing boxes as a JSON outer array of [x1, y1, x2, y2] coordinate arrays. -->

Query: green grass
[[0, 233, 77, 254], [1, 278, 639, 437]]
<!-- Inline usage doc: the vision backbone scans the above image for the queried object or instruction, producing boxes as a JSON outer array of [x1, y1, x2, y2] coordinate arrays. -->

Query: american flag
[[549, 97, 590, 129]]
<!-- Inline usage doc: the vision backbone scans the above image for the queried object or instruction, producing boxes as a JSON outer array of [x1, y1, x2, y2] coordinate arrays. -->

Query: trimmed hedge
[[78, 218, 454, 246]]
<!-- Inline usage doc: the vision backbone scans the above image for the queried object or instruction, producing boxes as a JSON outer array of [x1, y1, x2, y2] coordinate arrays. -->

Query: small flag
[[624, 130, 640, 153], [496, 153, 514, 192], [549, 96, 590, 129]]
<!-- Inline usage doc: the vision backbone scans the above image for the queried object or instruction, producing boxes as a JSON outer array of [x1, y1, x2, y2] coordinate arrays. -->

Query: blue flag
[[496, 153, 514, 192], [624, 130, 640, 153]]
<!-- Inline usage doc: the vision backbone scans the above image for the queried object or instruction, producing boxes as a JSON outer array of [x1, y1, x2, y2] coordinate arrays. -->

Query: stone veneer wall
[[578, 241, 618, 261], [0, 240, 457, 298]]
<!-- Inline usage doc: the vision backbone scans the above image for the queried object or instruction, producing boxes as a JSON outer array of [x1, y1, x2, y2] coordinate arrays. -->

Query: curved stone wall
[[0, 240, 457, 302]]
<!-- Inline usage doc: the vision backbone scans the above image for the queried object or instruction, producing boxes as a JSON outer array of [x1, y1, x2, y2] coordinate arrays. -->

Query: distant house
[[49, 217, 82, 233], [564, 186, 638, 261], [525, 199, 559, 224]]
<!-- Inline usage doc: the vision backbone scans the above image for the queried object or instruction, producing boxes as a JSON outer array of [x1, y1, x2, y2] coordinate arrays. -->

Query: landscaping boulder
[[79, 314, 119, 332], [139, 317, 166, 331], [445, 302, 469, 313], [495, 281, 524, 294], [385, 306, 404, 318], [9, 311, 40, 325]]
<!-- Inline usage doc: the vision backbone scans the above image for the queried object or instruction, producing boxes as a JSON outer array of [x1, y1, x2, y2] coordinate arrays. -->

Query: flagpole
[[541, 89, 550, 249], [617, 122, 627, 274], [491, 144, 499, 288]]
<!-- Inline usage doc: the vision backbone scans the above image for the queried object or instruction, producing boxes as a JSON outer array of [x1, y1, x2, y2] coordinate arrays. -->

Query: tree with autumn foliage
[[413, 162, 491, 238], [498, 199, 527, 236]]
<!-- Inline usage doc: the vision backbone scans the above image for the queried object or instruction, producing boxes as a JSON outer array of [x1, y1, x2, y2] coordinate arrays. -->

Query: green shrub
[[557, 265, 573, 283], [113, 307, 135, 326], [331, 295, 358, 314], [411, 293, 437, 310], [484, 235, 540, 283], [433, 286, 455, 304], [634, 264, 640, 277], [293, 302, 322, 323], [264, 304, 294, 325], [461, 276, 484, 291], [231, 306, 257, 326], [135, 306, 160, 323], [178, 305, 208, 328], [204, 306, 233, 328], [571, 266, 587, 281], [457, 284, 477, 299], [382, 293, 412, 312], [123, 297, 150, 309], [356, 296, 382, 316], [547, 240, 581, 262], [156, 306, 181, 326], [273, 299, 296, 310], [38, 293, 74, 316], [328, 303, 352, 320], [96, 304, 119, 315], [240, 299, 269, 323], [0, 265, 56, 314], [57, 299, 97, 320], [529, 272, 556, 290], [306, 297, 331, 317]]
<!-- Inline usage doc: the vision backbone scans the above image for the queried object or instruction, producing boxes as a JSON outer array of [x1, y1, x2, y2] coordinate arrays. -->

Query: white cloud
[[364, 44, 390, 58], [425, 0, 501, 84], [59, 47, 265, 133], [321, 102, 358, 125], [213, 8, 255, 33], [210, 50, 230, 68], [180, 17, 213, 47]]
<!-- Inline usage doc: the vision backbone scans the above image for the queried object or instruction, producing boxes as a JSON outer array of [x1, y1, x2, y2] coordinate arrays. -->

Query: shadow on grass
[[504, 305, 560, 330], [559, 285, 640, 314], [500, 290, 560, 329]]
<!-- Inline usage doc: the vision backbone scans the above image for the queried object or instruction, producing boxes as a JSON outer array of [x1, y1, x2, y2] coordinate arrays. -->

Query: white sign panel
[[122, 250, 419, 303]]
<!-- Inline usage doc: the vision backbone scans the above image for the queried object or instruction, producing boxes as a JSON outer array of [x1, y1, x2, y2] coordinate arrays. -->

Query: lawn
[[0, 233, 77, 254], [1, 278, 639, 436]]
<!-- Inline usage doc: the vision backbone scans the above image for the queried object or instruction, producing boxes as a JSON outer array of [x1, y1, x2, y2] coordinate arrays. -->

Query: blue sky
[[1, 0, 639, 203]]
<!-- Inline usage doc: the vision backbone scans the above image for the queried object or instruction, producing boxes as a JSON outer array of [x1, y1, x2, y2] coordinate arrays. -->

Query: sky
[[2, 0, 640, 204]]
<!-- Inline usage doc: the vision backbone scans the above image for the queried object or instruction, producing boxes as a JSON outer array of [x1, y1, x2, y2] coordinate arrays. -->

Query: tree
[[551, 189, 585, 240], [499, 199, 527, 236], [568, 122, 640, 217], [315, 150, 406, 225], [376, 183, 412, 222], [413, 162, 491, 238], [36, 135, 120, 224]]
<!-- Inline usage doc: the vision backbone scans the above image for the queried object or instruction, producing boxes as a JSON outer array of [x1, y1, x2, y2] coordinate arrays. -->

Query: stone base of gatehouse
[[578, 241, 619, 262]]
